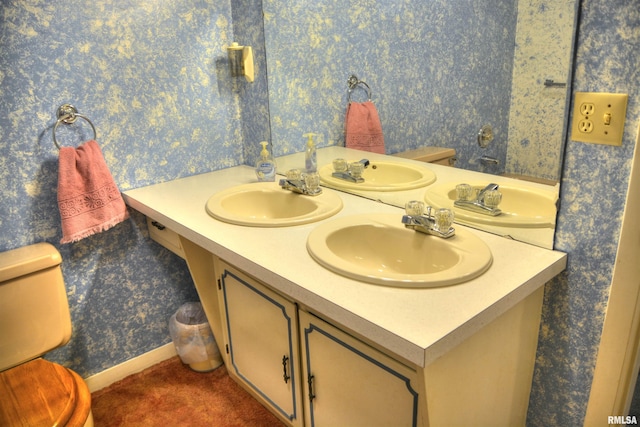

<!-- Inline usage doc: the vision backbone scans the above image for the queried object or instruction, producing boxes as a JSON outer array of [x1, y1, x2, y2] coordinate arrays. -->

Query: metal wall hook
[[347, 74, 359, 89], [52, 104, 97, 149], [347, 74, 372, 103], [57, 104, 79, 124]]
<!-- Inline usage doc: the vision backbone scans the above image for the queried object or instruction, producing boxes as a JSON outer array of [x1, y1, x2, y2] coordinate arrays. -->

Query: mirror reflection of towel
[[57, 140, 129, 244], [345, 101, 385, 154]]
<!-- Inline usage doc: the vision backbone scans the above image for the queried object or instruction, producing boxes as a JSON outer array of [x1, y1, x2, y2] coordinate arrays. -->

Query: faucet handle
[[455, 183, 475, 201], [348, 161, 364, 179], [405, 200, 425, 216], [434, 208, 455, 232], [286, 168, 302, 180], [332, 158, 347, 172], [483, 189, 502, 208], [304, 172, 321, 194]]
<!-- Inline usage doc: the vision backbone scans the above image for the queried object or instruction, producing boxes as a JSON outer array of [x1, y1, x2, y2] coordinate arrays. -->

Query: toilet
[[0, 243, 93, 427], [392, 146, 456, 166]]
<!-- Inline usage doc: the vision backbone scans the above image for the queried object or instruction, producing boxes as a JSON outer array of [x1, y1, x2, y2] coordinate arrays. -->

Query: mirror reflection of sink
[[205, 183, 343, 227], [424, 182, 557, 228], [318, 161, 437, 192], [307, 214, 492, 288]]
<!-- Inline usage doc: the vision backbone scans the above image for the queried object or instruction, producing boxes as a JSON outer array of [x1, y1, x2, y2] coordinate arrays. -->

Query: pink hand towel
[[345, 100, 385, 154], [57, 139, 129, 244]]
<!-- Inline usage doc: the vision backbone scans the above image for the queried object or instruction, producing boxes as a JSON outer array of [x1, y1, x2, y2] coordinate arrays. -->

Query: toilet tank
[[0, 243, 72, 371]]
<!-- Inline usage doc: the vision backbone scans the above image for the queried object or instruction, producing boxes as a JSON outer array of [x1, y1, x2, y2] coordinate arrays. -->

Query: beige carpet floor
[[91, 357, 286, 426]]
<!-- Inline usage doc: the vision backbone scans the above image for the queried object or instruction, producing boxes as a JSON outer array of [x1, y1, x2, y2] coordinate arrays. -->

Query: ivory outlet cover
[[571, 92, 628, 146]]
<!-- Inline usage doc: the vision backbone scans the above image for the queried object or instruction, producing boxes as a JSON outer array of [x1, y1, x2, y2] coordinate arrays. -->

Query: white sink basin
[[424, 182, 557, 228], [318, 161, 437, 192], [307, 214, 492, 288], [206, 183, 343, 227]]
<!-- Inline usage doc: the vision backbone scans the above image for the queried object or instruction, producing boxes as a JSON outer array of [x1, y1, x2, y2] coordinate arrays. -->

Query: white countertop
[[123, 161, 566, 368]]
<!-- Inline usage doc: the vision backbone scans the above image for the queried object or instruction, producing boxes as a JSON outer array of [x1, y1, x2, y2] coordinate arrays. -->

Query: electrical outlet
[[571, 92, 628, 146], [578, 119, 593, 133], [580, 102, 595, 116]]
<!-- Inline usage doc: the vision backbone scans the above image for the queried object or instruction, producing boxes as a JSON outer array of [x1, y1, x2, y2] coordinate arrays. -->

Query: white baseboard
[[85, 343, 177, 393]]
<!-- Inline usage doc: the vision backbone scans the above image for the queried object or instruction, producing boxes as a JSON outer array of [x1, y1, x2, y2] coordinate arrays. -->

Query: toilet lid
[[0, 358, 90, 427]]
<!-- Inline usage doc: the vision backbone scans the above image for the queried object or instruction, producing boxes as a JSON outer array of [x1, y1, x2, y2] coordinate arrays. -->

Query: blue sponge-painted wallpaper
[[263, 0, 518, 174], [0, 0, 267, 376], [1, 0, 639, 424], [506, 0, 577, 180], [262, 0, 577, 182], [528, 1, 640, 425]]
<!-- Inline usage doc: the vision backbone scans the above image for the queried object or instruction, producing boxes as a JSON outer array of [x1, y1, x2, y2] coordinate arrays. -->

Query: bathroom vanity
[[123, 162, 566, 427]]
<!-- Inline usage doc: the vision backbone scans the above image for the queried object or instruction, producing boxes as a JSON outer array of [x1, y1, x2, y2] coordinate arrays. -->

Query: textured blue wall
[[506, 0, 577, 181], [263, 0, 517, 174], [528, 1, 640, 425], [0, 0, 262, 376], [1, 0, 639, 423]]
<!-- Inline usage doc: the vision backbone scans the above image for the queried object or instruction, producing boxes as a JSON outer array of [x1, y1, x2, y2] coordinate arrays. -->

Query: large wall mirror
[[261, 0, 579, 248]]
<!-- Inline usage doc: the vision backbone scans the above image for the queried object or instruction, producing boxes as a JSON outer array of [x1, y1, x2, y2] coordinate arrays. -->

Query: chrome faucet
[[402, 201, 455, 238], [279, 169, 322, 196], [454, 183, 502, 216], [331, 158, 369, 183], [480, 155, 499, 166]]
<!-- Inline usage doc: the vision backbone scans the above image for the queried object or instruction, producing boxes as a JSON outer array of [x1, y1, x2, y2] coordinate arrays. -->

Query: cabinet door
[[219, 262, 301, 425], [300, 310, 420, 427]]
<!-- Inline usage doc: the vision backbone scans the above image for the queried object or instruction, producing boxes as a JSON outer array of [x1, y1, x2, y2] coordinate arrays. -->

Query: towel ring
[[347, 74, 372, 103], [52, 104, 97, 150]]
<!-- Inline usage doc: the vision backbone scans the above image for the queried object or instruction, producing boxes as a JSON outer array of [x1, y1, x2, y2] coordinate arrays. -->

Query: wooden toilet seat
[[0, 358, 92, 427]]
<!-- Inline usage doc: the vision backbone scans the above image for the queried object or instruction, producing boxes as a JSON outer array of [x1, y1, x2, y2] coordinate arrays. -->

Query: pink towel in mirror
[[345, 101, 385, 154]]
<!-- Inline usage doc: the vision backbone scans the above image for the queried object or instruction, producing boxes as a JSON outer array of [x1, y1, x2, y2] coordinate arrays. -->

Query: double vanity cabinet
[[124, 160, 567, 427], [215, 258, 418, 427]]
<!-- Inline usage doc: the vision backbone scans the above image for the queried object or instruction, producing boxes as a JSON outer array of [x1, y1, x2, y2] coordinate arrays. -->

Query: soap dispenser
[[255, 141, 276, 182], [304, 133, 317, 173]]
